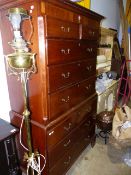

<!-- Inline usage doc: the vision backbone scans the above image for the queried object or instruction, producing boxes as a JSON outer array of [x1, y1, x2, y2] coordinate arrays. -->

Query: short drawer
[[47, 96, 97, 148], [48, 76, 96, 120], [45, 16, 80, 39], [47, 39, 82, 65]]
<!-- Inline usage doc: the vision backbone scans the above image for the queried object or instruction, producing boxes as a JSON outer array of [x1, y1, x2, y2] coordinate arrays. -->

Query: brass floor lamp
[[6, 8, 45, 175]]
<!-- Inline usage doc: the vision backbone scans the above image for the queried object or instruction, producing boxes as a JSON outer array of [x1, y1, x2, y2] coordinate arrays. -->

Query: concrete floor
[[66, 135, 131, 175]]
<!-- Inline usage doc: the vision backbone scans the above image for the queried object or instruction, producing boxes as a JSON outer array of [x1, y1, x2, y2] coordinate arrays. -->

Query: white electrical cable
[[39, 154, 46, 173], [27, 153, 46, 175], [20, 115, 46, 174], [19, 115, 29, 151]]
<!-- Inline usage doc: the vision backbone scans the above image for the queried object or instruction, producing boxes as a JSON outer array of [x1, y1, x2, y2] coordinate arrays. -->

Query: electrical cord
[[20, 115, 46, 174]]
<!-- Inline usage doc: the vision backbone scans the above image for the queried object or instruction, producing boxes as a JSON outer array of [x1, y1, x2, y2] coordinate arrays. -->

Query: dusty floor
[[66, 135, 131, 175]]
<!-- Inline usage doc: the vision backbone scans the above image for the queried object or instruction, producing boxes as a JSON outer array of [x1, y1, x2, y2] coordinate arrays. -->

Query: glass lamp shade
[[8, 8, 29, 31]]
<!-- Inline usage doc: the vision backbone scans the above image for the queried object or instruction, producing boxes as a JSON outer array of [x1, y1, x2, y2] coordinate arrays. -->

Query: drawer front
[[47, 96, 97, 148], [48, 60, 96, 93], [47, 39, 82, 65], [45, 3, 80, 23], [49, 76, 96, 120], [46, 16, 80, 39], [82, 27, 99, 40]]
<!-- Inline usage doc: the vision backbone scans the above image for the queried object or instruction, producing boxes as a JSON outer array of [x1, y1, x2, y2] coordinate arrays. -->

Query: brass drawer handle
[[64, 139, 71, 147], [86, 48, 93, 52], [85, 84, 91, 90], [67, 27, 70, 32], [61, 72, 70, 79], [61, 26, 70, 33], [86, 65, 92, 71], [84, 136, 90, 141], [61, 49, 71, 55], [89, 30, 95, 36], [61, 26, 65, 32], [64, 122, 72, 131], [61, 96, 70, 103], [64, 156, 71, 165]]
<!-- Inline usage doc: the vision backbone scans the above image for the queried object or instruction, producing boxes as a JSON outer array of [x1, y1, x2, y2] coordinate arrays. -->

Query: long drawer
[[47, 39, 97, 65], [47, 96, 97, 149], [48, 76, 96, 120], [45, 16, 80, 39], [48, 59, 96, 93]]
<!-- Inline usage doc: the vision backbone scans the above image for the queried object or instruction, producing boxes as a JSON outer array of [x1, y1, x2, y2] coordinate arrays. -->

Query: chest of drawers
[[0, 0, 103, 174]]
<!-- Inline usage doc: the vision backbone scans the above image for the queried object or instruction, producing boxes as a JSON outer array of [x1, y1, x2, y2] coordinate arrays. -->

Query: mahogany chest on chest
[[0, 0, 103, 174]]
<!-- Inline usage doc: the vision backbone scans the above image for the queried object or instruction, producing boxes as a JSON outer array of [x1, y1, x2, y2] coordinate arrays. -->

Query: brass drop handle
[[64, 156, 71, 165], [89, 30, 95, 36], [67, 27, 70, 32], [85, 84, 91, 90], [61, 26, 66, 32], [84, 135, 90, 141], [86, 48, 93, 52], [61, 26, 70, 33], [64, 122, 72, 131], [86, 65, 92, 71], [85, 107, 91, 113], [61, 96, 70, 103], [61, 49, 71, 55], [64, 139, 71, 147], [92, 31, 95, 36], [61, 72, 70, 79]]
